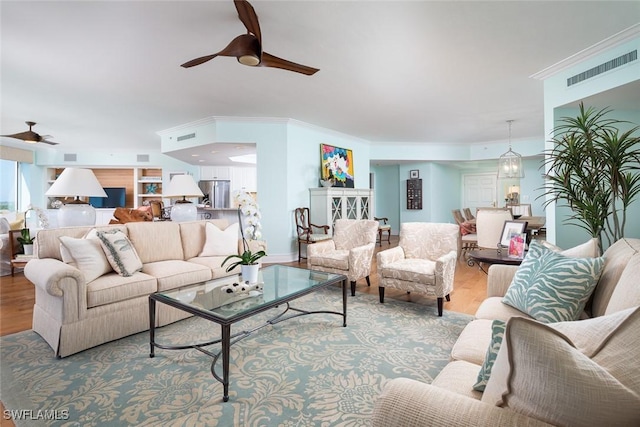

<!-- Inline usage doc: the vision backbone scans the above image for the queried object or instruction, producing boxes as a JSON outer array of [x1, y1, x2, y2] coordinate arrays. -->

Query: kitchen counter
[[197, 207, 239, 222]]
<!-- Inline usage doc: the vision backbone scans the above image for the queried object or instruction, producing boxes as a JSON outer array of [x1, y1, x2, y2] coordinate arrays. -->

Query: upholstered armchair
[[307, 219, 378, 296], [377, 222, 459, 316]]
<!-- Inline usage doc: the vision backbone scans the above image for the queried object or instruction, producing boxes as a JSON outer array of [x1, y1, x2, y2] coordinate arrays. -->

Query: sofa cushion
[[431, 360, 483, 401], [87, 272, 157, 308], [473, 320, 506, 392], [380, 259, 435, 283], [188, 256, 238, 279], [450, 319, 494, 365], [200, 222, 239, 256], [590, 238, 640, 317], [474, 296, 533, 322], [142, 260, 212, 292], [605, 253, 640, 315], [59, 235, 113, 282], [126, 221, 184, 263], [179, 220, 230, 260], [482, 307, 640, 427], [502, 240, 604, 322], [97, 230, 143, 277]]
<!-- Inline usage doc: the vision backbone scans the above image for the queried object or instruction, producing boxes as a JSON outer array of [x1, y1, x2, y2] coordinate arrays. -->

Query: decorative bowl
[[320, 179, 334, 187]]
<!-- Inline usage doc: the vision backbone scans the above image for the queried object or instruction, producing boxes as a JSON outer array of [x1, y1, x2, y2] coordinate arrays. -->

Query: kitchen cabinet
[[200, 166, 231, 180]]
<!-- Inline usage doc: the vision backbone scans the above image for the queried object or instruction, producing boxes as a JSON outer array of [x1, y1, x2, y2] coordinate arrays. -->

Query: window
[[0, 159, 18, 210]]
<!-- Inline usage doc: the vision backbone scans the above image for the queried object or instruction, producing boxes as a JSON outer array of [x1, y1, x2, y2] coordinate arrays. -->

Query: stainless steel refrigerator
[[198, 180, 231, 208]]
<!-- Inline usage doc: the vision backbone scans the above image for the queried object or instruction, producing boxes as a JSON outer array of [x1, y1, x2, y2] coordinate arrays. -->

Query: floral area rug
[[0, 286, 472, 427]]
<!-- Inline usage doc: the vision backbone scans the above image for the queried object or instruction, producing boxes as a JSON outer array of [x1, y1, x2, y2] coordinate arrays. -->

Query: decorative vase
[[241, 264, 260, 284], [23, 244, 34, 255]]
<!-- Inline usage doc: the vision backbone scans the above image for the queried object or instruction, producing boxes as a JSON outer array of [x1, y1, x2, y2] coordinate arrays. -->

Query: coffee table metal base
[[149, 278, 347, 402]]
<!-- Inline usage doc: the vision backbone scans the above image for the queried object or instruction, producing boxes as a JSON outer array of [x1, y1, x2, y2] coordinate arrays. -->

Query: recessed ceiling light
[[191, 154, 199, 157]]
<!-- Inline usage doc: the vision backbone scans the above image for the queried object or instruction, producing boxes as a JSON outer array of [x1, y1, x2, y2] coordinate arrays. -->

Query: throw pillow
[[540, 237, 600, 258], [502, 240, 604, 322], [200, 222, 239, 257], [472, 320, 506, 392], [96, 230, 143, 277], [482, 308, 640, 426], [0, 217, 10, 234], [59, 235, 113, 282]]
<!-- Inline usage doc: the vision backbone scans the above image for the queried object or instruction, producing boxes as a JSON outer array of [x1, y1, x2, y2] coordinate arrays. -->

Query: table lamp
[[163, 174, 203, 222], [45, 168, 107, 227]]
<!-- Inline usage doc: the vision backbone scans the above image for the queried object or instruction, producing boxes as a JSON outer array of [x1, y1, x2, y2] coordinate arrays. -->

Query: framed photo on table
[[500, 220, 528, 248], [508, 233, 526, 259]]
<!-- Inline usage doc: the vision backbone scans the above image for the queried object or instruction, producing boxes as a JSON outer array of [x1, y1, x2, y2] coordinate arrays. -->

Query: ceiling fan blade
[[234, 0, 261, 43], [40, 139, 59, 146], [261, 52, 319, 76], [1, 130, 39, 141], [181, 34, 260, 68]]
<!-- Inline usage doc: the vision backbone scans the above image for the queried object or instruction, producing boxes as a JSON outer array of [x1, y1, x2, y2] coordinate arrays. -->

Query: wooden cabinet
[[201, 166, 231, 180], [309, 188, 374, 234]]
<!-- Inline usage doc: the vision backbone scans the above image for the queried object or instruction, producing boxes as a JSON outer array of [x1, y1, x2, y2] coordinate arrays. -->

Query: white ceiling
[[1, 1, 639, 166]]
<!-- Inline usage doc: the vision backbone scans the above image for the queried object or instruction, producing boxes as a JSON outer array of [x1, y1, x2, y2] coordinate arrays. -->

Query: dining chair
[[374, 217, 391, 247], [463, 207, 475, 221], [294, 207, 331, 262], [475, 208, 513, 249], [452, 209, 477, 259]]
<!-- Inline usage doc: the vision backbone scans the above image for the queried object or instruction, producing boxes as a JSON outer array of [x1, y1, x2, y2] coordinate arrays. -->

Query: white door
[[463, 173, 497, 212]]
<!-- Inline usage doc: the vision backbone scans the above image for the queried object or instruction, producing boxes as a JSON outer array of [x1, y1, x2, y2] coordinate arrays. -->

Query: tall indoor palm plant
[[541, 102, 640, 248]]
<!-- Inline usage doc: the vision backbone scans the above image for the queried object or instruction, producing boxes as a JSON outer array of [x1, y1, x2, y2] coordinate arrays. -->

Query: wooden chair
[[375, 217, 391, 247], [149, 200, 165, 220], [452, 209, 477, 259], [463, 207, 475, 221], [294, 207, 331, 262], [8, 229, 30, 277], [508, 204, 532, 217]]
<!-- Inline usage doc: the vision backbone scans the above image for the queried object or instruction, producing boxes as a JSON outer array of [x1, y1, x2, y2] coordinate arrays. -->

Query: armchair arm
[[486, 264, 519, 297], [348, 242, 376, 281], [376, 246, 405, 268], [372, 378, 553, 427], [435, 250, 457, 297], [309, 223, 330, 235], [307, 238, 336, 257]]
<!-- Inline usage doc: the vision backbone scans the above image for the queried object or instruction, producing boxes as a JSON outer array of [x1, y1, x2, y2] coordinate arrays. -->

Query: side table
[[467, 248, 524, 274]]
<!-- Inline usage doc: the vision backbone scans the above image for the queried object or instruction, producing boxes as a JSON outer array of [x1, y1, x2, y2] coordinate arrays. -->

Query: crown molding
[[530, 23, 640, 80]]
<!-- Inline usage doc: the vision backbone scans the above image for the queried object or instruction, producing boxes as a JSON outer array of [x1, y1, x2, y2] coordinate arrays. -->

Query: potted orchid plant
[[221, 191, 266, 282]]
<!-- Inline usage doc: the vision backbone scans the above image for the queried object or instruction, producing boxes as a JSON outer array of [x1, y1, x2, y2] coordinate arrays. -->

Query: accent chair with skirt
[[376, 222, 459, 316], [307, 219, 378, 296]]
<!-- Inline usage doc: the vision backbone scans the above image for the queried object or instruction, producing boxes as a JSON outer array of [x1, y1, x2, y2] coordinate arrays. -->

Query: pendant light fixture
[[497, 120, 524, 179]]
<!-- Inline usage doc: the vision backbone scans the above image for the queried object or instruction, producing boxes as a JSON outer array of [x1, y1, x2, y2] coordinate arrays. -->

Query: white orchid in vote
[[234, 190, 262, 240]]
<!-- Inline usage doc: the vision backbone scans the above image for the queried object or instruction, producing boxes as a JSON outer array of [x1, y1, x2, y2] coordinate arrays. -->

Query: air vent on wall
[[567, 50, 637, 87], [137, 154, 150, 163], [63, 153, 77, 162], [177, 132, 196, 142]]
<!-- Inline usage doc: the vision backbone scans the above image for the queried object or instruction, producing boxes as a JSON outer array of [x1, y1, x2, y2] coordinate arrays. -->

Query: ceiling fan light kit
[[1, 121, 59, 145], [182, 0, 319, 76]]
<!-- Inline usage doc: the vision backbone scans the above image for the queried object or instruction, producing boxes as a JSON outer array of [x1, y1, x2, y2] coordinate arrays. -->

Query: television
[[90, 187, 126, 208]]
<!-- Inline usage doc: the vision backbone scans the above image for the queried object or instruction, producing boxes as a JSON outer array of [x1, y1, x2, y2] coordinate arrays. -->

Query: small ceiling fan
[[1, 121, 59, 145], [181, 0, 319, 75]]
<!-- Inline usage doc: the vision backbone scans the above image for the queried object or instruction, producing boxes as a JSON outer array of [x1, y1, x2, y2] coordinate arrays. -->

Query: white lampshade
[[163, 174, 203, 222], [163, 174, 203, 199], [46, 168, 108, 198], [46, 168, 107, 227]]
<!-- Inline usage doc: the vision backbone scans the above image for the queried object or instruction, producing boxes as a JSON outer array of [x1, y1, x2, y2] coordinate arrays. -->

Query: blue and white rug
[[0, 287, 472, 427]]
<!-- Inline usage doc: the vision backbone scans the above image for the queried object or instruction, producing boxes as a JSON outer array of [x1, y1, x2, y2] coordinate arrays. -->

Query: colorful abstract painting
[[321, 144, 354, 188]]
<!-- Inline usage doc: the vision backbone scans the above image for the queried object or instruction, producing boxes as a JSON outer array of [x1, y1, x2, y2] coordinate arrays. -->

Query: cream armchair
[[376, 222, 459, 316], [307, 219, 378, 296]]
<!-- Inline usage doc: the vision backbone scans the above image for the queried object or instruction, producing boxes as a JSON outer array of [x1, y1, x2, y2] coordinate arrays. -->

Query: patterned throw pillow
[[502, 240, 605, 323], [96, 230, 143, 277], [473, 319, 506, 392]]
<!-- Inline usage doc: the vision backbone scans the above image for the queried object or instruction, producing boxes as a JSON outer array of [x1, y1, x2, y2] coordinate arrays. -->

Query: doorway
[[463, 173, 497, 212]]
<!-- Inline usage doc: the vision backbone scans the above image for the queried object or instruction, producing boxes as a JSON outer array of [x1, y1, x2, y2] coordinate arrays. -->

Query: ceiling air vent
[[137, 154, 150, 163], [63, 153, 77, 162], [567, 50, 637, 87], [177, 132, 196, 142]]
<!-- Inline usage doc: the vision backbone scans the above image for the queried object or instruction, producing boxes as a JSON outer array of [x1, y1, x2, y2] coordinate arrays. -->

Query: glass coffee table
[[149, 265, 347, 402]]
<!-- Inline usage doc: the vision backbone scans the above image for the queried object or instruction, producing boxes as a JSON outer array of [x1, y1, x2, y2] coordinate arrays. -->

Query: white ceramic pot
[[23, 244, 34, 255], [241, 264, 260, 284]]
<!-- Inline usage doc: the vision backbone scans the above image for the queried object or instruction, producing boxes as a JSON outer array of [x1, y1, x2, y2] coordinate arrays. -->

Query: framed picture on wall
[[320, 144, 354, 188], [409, 169, 419, 179]]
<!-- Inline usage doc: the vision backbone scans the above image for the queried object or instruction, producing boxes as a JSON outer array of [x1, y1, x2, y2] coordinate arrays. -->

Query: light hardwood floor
[[0, 236, 487, 426]]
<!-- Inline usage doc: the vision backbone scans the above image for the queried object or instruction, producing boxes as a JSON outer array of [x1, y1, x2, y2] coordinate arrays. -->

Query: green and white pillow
[[96, 230, 142, 277], [473, 320, 506, 392], [502, 240, 604, 323]]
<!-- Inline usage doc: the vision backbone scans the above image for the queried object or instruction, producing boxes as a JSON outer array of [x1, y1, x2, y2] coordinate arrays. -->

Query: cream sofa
[[372, 237, 640, 426], [25, 219, 264, 357]]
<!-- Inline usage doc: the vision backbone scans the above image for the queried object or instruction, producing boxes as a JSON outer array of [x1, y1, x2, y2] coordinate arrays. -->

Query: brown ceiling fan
[[181, 0, 319, 75], [1, 121, 59, 145]]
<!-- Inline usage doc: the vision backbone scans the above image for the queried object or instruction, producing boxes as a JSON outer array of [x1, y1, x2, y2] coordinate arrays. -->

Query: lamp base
[[170, 202, 197, 222], [58, 203, 96, 227]]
